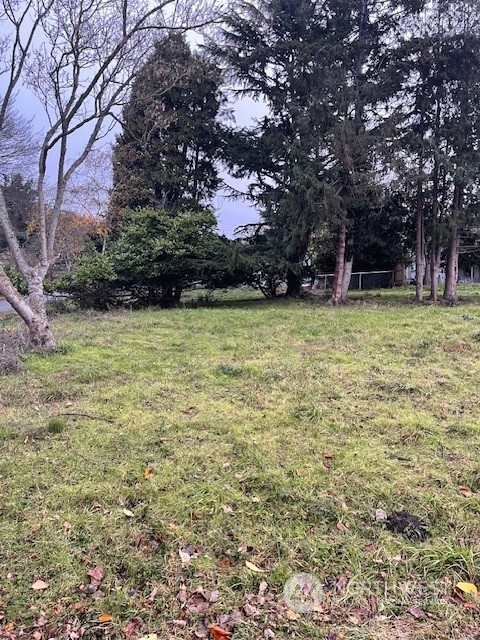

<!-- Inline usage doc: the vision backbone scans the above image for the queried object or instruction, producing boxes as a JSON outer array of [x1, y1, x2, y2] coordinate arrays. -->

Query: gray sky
[[4, 79, 264, 238]]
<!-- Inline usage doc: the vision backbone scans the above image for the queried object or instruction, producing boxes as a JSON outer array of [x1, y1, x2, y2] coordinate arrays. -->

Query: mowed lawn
[[1, 290, 480, 639]]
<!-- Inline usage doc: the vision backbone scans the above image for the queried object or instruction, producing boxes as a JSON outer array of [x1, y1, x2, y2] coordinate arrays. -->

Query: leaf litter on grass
[[1, 292, 480, 637]]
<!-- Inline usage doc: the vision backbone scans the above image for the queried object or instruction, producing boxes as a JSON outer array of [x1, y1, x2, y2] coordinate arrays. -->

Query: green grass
[[1, 288, 480, 639]]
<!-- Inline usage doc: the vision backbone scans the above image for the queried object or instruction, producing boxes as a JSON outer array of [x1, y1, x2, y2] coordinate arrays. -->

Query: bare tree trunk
[[443, 183, 462, 302], [443, 230, 459, 302], [341, 257, 353, 300], [0, 189, 56, 348], [341, 235, 354, 300], [427, 152, 442, 301], [328, 221, 346, 305], [0, 266, 56, 349], [415, 177, 425, 302], [429, 247, 442, 302]]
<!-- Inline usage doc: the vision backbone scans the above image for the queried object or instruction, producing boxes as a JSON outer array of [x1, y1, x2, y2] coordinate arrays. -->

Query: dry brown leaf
[[210, 624, 231, 639], [122, 620, 140, 636], [285, 609, 300, 620], [98, 612, 112, 622], [144, 468, 153, 479], [31, 580, 49, 591], [336, 522, 348, 533], [245, 560, 264, 573], [408, 604, 425, 619], [146, 586, 158, 603], [336, 575, 349, 590], [324, 452, 335, 459], [87, 566, 104, 582], [459, 486, 473, 498]]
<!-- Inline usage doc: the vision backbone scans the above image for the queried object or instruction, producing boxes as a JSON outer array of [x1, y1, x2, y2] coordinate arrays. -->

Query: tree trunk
[[0, 267, 56, 349], [328, 221, 347, 305], [443, 182, 463, 303], [415, 178, 425, 302], [428, 154, 442, 302], [285, 265, 302, 297], [341, 235, 354, 300], [443, 230, 459, 302], [429, 247, 442, 302]]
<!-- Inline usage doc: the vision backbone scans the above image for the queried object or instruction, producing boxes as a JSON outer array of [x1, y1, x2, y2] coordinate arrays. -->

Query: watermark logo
[[283, 573, 323, 613]]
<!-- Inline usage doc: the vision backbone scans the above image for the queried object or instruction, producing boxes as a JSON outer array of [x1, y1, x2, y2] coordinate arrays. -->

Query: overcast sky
[[4, 76, 264, 238]]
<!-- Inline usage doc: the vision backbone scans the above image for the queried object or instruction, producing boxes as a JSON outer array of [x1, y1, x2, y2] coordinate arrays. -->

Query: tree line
[[1, 0, 480, 348]]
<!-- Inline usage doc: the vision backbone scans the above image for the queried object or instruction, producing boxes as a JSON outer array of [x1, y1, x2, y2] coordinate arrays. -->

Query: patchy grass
[[1, 289, 480, 639]]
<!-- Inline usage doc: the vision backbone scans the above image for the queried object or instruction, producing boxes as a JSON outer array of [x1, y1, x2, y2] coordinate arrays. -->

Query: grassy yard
[[1, 288, 480, 639]]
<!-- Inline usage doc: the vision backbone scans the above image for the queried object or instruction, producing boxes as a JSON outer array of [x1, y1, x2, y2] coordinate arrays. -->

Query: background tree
[[212, 0, 331, 296], [390, 0, 480, 301], [0, 174, 37, 250], [110, 33, 224, 222], [0, 0, 214, 349]]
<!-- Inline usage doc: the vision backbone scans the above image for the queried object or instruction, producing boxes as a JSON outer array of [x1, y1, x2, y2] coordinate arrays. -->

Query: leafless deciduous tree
[[0, 0, 216, 349]]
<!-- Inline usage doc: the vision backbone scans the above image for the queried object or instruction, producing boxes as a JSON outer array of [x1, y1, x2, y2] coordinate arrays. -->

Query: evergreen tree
[[0, 174, 37, 249], [212, 0, 332, 296], [213, 0, 425, 298], [110, 34, 224, 222], [391, 0, 480, 301]]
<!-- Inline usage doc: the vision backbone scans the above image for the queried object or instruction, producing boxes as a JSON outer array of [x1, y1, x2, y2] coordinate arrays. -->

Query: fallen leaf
[[194, 624, 209, 638], [408, 605, 425, 619], [208, 589, 220, 602], [245, 560, 265, 573], [170, 619, 187, 628], [459, 486, 473, 498], [375, 508, 387, 521], [122, 620, 139, 637], [324, 452, 335, 459], [263, 629, 276, 638], [336, 575, 349, 591], [98, 613, 112, 622], [123, 508, 135, 517], [138, 635, 159, 640], [210, 624, 231, 639], [32, 632, 42, 640], [456, 582, 478, 595], [146, 586, 158, 603], [285, 609, 300, 620], [369, 594, 378, 617], [243, 602, 257, 616], [336, 522, 348, 533], [31, 580, 49, 590], [222, 505, 234, 514], [144, 468, 153, 479], [87, 566, 104, 582], [179, 549, 191, 564]]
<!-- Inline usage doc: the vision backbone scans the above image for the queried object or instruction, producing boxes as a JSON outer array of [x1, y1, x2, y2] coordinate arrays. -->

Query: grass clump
[[1, 288, 480, 638], [47, 416, 67, 434]]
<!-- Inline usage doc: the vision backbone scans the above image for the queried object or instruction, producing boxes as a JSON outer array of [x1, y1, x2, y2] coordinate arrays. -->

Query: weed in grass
[[47, 416, 67, 433]]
